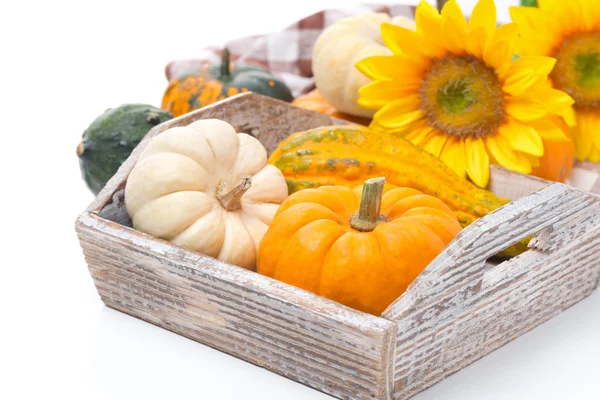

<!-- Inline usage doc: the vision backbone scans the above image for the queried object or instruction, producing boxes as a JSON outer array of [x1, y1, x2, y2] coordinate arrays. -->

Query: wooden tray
[[75, 93, 600, 400]]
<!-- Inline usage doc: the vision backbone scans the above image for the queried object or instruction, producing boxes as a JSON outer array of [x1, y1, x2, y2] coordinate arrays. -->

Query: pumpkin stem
[[350, 177, 386, 232], [217, 176, 252, 211], [76, 142, 85, 157], [220, 48, 232, 79]]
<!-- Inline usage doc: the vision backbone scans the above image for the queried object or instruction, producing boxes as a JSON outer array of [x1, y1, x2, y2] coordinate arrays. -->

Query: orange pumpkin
[[531, 118, 575, 182], [292, 89, 371, 126], [257, 177, 462, 315], [162, 49, 293, 117]]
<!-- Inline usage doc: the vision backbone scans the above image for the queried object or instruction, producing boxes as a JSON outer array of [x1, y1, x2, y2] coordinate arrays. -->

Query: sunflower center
[[551, 31, 600, 110], [437, 77, 476, 114], [419, 54, 505, 138]]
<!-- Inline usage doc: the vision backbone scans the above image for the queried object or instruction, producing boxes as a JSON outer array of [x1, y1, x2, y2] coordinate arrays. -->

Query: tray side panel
[[76, 213, 396, 400], [391, 228, 599, 399], [388, 193, 600, 400]]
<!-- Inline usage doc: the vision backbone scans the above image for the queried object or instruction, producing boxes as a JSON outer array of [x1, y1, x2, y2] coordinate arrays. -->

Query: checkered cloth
[[165, 4, 415, 97]]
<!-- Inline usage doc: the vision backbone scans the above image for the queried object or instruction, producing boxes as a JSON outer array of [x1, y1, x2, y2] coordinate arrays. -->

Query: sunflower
[[356, 0, 573, 187], [511, 0, 600, 162]]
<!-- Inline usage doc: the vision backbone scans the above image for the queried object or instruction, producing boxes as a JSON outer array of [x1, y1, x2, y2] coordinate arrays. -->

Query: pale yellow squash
[[125, 119, 288, 270], [312, 13, 415, 118]]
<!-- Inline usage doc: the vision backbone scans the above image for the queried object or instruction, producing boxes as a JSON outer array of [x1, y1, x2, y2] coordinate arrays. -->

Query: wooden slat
[[76, 212, 396, 400], [488, 165, 551, 200], [567, 160, 600, 194], [382, 182, 600, 399], [383, 183, 599, 320], [391, 230, 599, 399]]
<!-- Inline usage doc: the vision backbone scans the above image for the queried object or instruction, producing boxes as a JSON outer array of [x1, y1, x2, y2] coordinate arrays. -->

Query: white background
[[1, 0, 598, 399]]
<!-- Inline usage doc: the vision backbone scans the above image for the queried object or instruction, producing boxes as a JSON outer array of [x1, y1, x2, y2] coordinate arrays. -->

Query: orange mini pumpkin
[[292, 89, 372, 126], [531, 118, 575, 183], [257, 177, 462, 315], [162, 49, 293, 117]]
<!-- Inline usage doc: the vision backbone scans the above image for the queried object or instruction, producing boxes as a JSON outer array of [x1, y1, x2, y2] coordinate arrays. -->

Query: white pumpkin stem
[[350, 177, 386, 232], [217, 176, 252, 211]]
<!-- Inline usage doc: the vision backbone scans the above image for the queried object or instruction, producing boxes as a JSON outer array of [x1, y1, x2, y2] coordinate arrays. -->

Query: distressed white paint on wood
[[385, 183, 599, 317], [75, 93, 600, 400], [488, 165, 551, 200], [77, 213, 397, 400], [490, 162, 600, 199], [382, 183, 600, 400]]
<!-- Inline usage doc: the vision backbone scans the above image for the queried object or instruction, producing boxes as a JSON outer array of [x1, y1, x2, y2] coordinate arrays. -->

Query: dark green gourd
[[77, 104, 172, 194]]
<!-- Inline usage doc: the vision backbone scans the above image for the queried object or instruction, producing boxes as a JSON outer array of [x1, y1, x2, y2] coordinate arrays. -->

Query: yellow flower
[[511, 0, 600, 162], [356, 0, 573, 187]]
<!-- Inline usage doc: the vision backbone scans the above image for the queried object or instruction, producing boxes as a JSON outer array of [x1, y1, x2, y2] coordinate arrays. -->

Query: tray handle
[[382, 182, 600, 321]]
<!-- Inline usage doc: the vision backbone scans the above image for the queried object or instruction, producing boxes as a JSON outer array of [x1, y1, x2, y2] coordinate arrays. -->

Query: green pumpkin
[[162, 48, 294, 117], [77, 104, 172, 195]]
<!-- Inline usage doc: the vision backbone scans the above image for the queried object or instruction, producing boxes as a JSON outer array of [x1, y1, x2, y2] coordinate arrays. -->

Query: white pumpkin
[[125, 119, 288, 270], [312, 13, 416, 118]]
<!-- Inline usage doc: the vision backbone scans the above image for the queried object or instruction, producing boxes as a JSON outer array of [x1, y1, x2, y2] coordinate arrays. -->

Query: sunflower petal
[[580, 0, 600, 31], [498, 118, 544, 156], [356, 55, 427, 81], [374, 103, 425, 129], [404, 124, 433, 145], [592, 114, 600, 151], [467, 26, 487, 58], [527, 86, 575, 113], [420, 131, 448, 157], [440, 136, 467, 178], [465, 137, 490, 188], [483, 39, 512, 75], [523, 152, 541, 168], [416, 0, 443, 38], [443, 16, 468, 54], [488, 23, 518, 50], [536, 0, 562, 14], [358, 80, 421, 109], [514, 152, 533, 173], [506, 56, 556, 78], [441, 0, 467, 31], [515, 38, 556, 57], [486, 135, 532, 173], [529, 118, 569, 142], [573, 111, 600, 160], [509, 6, 561, 40], [505, 95, 551, 121], [589, 146, 600, 163], [503, 69, 548, 96], [381, 23, 437, 58], [557, 105, 577, 127], [369, 119, 386, 133], [468, 0, 496, 41], [538, 0, 580, 30]]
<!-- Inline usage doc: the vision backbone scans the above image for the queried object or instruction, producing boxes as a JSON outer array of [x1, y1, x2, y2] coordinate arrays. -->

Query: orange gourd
[[531, 118, 575, 182], [257, 177, 462, 315], [292, 89, 371, 126], [162, 49, 293, 117]]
